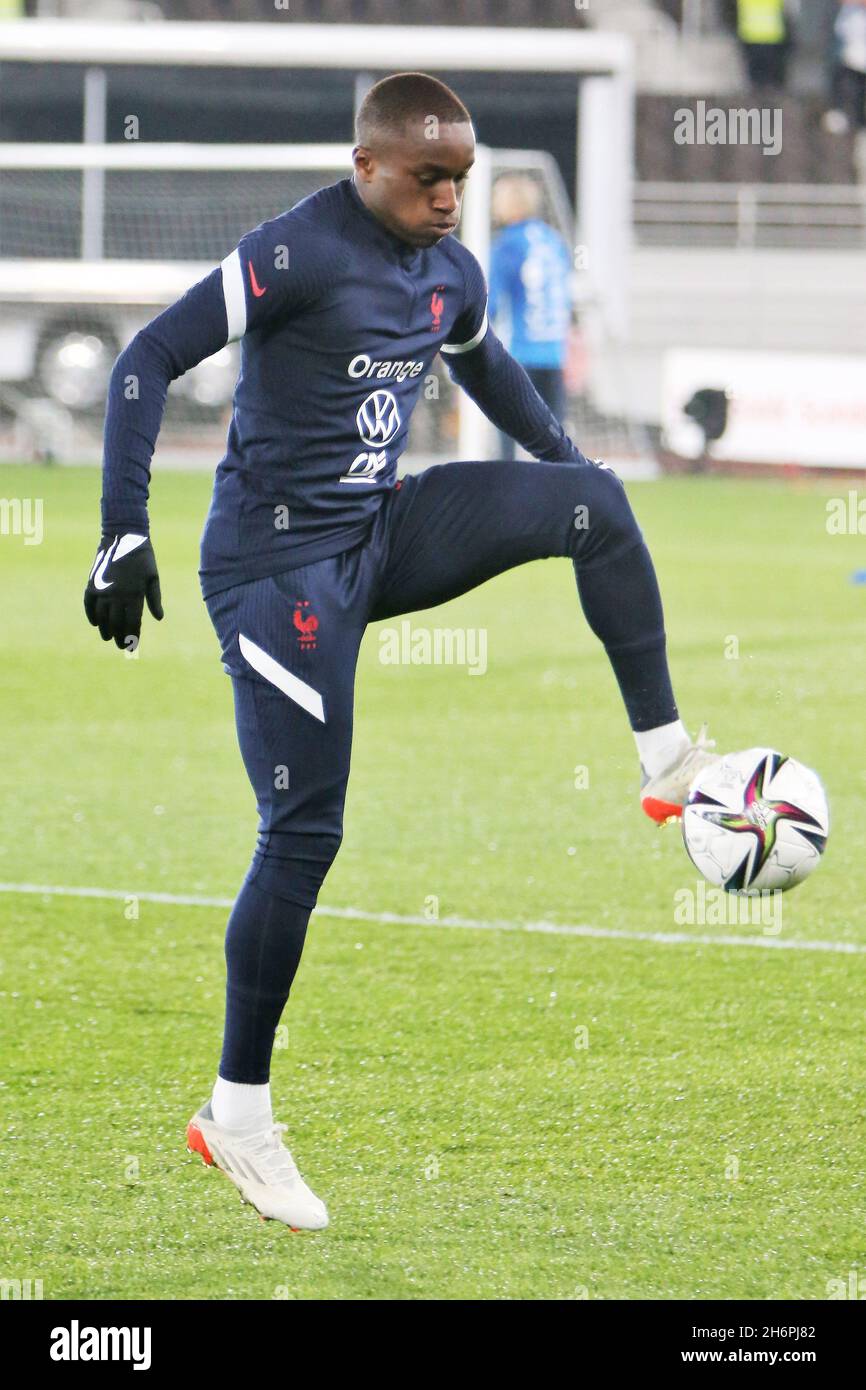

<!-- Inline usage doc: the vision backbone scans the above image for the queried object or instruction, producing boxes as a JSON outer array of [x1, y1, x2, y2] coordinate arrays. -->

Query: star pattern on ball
[[690, 753, 827, 889]]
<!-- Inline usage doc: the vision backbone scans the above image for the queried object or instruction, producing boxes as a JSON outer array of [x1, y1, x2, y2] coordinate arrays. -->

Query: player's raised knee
[[569, 465, 642, 566]]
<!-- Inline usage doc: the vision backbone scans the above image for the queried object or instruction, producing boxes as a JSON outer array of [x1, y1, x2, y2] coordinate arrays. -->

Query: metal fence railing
[[634, 182, 866, 250]]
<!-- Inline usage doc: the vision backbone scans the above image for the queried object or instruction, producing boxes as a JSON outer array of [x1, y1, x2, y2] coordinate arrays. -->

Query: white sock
[[211, 1076, 272, 1132], [634, 719, 690, 779]]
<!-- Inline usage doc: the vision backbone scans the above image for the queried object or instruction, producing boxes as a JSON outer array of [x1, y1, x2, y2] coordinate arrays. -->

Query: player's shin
[[187, 848, 334, 1229], [568, 470, 716, 819], [217, 872, 311, 1109], [570, 473, 678, 736]]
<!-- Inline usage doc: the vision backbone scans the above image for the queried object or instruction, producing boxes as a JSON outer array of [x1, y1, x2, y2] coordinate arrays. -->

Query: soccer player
[[84, 73, 718, 1231]]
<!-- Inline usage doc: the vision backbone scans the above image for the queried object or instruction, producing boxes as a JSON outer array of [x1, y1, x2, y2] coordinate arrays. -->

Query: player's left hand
[[84, 532, 164, 651]]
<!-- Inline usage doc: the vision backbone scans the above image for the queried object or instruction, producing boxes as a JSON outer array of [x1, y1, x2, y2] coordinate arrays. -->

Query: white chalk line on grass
[[0, 881, 863, 956]]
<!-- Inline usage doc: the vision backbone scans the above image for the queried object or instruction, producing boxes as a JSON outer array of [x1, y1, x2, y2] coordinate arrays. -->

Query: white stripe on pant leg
[[238, 633, 325, 722], [220, 248, 247, 342]]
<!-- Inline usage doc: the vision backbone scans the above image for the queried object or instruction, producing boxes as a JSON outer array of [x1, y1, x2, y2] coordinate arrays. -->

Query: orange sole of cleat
[[186, 1122, 214, 1166], [641, 796, 683, 825]]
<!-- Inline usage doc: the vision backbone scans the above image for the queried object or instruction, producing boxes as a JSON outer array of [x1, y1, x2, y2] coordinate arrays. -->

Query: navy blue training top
[[100, 174, 587, 598]]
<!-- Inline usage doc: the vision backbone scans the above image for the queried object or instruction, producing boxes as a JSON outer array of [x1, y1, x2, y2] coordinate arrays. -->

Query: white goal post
[[0, 18, 635, 462]]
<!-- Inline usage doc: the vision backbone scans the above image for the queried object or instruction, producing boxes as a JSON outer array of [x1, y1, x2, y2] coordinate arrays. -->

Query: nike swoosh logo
[[248, 260, 267, 298], [93, 537, 118, 590], [92, 533, 147, 591]]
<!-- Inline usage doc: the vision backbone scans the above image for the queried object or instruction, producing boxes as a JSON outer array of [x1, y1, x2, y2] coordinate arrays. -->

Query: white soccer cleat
[[186, 1101, 328, 1231], [640, 722, 720, 825]]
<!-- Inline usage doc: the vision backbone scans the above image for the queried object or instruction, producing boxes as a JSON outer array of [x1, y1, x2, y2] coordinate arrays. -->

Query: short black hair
[[355, 72, 472, 149]]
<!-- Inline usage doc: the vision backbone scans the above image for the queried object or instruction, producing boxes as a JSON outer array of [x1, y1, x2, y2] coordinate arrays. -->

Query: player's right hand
[[84, 533, 164, 651]]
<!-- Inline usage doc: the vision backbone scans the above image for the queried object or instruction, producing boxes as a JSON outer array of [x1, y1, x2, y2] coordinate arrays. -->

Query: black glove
[[84, 532, 163, 651]]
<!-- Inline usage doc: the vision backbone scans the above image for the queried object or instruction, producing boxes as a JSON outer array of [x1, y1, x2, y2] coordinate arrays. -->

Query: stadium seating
[[161, 0, 590, 25]]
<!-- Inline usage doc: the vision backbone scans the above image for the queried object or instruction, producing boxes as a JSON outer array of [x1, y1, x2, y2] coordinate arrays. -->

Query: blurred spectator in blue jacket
[[489, 174, 573, 462]]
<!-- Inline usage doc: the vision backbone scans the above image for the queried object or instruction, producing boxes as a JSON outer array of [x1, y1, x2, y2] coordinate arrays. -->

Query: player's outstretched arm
[[85, 212, 345, 651], [445, 322, 591, 466], [442, 245, 591, 467], [85, 268, 229, 651]]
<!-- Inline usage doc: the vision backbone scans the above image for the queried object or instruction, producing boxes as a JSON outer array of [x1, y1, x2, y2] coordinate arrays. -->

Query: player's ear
[[352, 147, 374, 183]]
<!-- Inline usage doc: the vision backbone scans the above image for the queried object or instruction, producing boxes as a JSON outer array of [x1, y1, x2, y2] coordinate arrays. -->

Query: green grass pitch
[[1, 460, 864, 1300]]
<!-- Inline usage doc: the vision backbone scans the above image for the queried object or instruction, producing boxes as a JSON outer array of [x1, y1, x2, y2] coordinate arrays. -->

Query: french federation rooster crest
[[293, 602, 319, 651], [430, 287, 445, 332]]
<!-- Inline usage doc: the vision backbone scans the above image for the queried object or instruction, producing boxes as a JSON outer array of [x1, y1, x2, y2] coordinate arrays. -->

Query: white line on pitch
[[0, 881, 863, 956]]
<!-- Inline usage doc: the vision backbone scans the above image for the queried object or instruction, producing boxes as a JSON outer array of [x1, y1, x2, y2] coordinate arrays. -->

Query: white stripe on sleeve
[[220, 248, 247, 343], [440, 308, 489, 356]]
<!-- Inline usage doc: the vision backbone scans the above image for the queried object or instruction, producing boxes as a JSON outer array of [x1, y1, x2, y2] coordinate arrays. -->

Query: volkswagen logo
[[357, 389, 401, 447]]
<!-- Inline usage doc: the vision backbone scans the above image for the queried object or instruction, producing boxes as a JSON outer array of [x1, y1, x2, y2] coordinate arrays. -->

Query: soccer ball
[[681, 748, 829, 894]]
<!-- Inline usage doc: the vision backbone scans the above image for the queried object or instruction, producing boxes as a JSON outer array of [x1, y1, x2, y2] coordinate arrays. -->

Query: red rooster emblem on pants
[[293, 604, 319, 650]]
